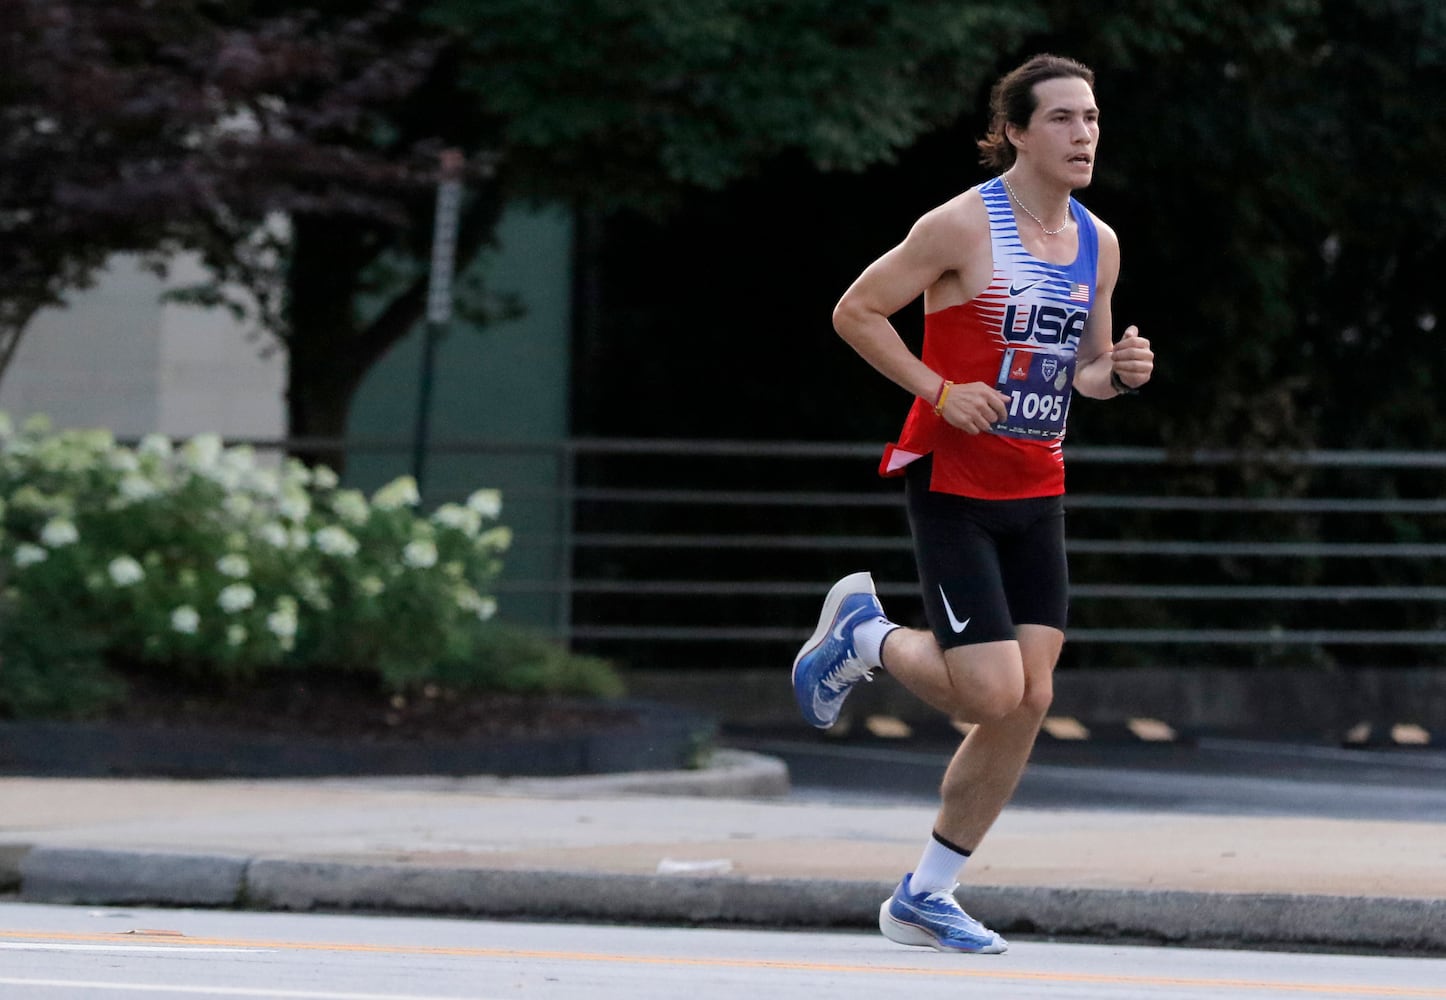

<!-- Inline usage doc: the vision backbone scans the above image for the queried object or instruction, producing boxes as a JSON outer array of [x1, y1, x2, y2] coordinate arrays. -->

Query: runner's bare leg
[[884, 623, 1063, 848]]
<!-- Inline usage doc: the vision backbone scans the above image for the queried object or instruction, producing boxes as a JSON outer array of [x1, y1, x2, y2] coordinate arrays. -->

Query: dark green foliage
[[432, 0, 1044, 207], [0, 602, 120, 718], [430, 622, 625, 700]]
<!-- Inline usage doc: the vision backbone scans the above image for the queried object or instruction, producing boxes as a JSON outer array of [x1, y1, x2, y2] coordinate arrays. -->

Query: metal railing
[[231, 436, 1446, 673], [361, 437, 1444, 675]]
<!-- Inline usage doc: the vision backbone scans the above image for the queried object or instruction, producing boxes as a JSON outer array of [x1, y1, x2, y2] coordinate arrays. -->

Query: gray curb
[[964, 884, 1446, 953], [244, 862, 886, 927], [19, 847, 248, 907], [8, 848, 1443, 954]]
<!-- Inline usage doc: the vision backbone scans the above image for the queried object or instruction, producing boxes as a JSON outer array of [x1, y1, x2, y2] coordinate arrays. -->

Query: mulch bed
[[98, 671, 640, 744]]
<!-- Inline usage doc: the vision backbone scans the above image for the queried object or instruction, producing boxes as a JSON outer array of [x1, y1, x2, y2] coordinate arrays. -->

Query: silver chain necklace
[[1001, 174, 1071, 235]]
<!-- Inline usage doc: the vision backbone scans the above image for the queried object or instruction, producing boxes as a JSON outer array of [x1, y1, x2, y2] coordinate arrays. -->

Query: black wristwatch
[[1110, 371, 1139, 396]]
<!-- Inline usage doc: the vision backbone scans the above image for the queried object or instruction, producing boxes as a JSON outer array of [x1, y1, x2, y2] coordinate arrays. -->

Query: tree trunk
[[284, 215, 377, 475]]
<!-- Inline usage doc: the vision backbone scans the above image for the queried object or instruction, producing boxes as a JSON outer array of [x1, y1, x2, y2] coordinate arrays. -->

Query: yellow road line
[[2, 929, 1442, 997]]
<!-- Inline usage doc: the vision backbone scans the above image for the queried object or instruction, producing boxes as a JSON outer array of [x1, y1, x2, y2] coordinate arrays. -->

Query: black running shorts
[[904, 457, 1068, 649]]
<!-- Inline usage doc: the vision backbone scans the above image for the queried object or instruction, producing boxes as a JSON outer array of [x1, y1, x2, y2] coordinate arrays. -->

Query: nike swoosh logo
[[939, 585, 970, 634], [832, 606, 868, 642], [1008, 278, 1045, 296]]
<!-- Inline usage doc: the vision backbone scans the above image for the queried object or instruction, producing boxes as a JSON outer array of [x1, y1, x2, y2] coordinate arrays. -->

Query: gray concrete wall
[[1, 253, 285, 440]]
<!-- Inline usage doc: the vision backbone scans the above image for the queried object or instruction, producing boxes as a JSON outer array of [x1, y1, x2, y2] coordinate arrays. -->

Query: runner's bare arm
[[832, 196, 1009, 432]]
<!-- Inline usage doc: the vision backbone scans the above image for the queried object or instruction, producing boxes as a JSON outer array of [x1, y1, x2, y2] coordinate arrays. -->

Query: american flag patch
[[1069, 282, 1090, 302]]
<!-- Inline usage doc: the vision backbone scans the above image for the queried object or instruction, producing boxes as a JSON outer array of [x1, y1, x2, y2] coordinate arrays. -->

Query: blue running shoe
[[791, 571, 882, 729], [878, 875, 1008, 954]]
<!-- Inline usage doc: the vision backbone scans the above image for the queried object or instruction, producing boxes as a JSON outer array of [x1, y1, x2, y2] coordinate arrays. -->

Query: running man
[[791, 53, 1153, 954]]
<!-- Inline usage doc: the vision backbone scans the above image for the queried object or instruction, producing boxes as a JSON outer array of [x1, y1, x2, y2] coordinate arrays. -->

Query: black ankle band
[[876, 624, 902, 671], [931, 829, 973, 857]]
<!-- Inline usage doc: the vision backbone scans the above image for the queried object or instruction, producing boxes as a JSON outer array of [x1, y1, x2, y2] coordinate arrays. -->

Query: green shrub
[[0, 413, 621, 718]]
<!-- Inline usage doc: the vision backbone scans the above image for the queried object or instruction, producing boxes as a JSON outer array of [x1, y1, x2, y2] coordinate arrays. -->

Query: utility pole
[[411, 148, 465, 498]]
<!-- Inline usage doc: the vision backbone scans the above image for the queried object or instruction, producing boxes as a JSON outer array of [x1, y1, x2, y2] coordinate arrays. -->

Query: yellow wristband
[[933, 380, 954, 416]]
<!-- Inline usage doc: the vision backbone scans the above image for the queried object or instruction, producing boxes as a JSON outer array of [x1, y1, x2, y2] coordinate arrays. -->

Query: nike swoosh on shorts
[[939, 585, 971, 634]]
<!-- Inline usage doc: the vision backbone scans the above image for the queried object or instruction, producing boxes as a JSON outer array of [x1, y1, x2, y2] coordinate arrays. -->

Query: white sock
[[852, 617, 898, 669], [908, 832, 971, 895]]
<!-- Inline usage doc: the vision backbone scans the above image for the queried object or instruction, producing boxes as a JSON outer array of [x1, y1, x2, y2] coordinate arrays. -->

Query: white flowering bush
[[0, 414, 620, 718]]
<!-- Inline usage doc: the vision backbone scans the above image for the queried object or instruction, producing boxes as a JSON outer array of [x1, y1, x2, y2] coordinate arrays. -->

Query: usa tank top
[[879, 176, 1100, 499]]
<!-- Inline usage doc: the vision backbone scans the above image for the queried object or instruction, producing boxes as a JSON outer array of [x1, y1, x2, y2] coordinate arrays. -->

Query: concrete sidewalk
[[1, 748, 1442, 953]]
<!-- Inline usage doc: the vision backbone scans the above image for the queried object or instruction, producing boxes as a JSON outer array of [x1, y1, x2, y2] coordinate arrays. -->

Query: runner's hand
[[1111, 326, 1153, 389], [941, 381, 1011, 434]]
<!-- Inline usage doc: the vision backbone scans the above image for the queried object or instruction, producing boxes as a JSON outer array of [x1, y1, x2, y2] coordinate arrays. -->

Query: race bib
[[989, 347, 1073, 440]]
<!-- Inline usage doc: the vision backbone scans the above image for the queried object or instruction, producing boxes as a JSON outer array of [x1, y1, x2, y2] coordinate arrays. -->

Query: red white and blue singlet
[[879, 176, 1100, 499]]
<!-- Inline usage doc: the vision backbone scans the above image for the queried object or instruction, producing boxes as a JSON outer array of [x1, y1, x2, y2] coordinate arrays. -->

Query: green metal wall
[[346, 204, 574, 632]]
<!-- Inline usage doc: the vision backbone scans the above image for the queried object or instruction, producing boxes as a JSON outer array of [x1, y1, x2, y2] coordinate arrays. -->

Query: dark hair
[[977, 54, 1095, 171]]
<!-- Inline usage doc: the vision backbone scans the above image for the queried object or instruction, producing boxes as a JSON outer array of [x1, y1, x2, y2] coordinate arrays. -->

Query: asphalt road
[[726, 732, 1446, 821], [3, 902, 1445, 1000]]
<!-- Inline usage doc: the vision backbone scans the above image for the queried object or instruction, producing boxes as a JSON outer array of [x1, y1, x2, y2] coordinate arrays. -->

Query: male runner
[[791, 53, 1154, 954]]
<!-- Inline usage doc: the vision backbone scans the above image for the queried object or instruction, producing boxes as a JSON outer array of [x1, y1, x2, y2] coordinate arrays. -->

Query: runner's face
[[1014, 76, 1099, 188]]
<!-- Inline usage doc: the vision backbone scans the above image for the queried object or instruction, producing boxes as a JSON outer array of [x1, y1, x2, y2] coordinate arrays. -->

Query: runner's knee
[[943, 645, 1025, 721], [1018, 673, 1054, 720], [1015, 626, 1062, 721], [972, 669, 1026, 720]]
